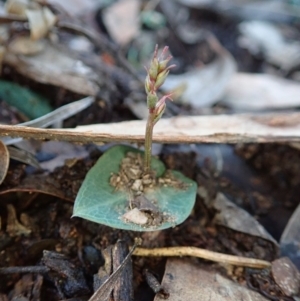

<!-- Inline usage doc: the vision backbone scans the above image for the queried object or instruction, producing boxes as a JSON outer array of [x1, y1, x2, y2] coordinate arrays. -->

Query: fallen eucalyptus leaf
[[201, 192, 278, 246], [0, 140, 9, 185], [4, 42, 99, 96], [163, 33, 236, 107], [7, 146, 40, 169], [102, 0, 140, 46], [239, 20, 300, 71], [155, 259, 269, 301], [2, 96, 94, 145], [222, 73, 300, 111], [0, 174, 73, 201], [73, 145, 197, 231]]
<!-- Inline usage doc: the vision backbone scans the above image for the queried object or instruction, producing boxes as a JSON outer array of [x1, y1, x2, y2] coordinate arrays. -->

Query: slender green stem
[[144, 111, 155, 172]]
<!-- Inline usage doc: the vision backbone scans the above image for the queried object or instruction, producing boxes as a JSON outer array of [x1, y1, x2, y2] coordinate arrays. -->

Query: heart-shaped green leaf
[[73, 145, 197, 231]]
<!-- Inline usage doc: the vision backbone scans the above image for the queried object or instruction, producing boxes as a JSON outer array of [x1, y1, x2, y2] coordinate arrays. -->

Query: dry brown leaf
[[7, 146, 40, 169], [163, 33, 236, 107], [102, 0, 140, 46], [239, 21, 300, 71], [4, 42, 98, 95], [8, 36, 46, 55], [201, 192, 277, 245], [155, 259, 269, 301], [0, 140, 9, 185], [0, 174, 74, 202], [5, 0, 31, 17], [26, 7, 57, 40], [6, 204, 31, 237], [223, 73, 300, 110]]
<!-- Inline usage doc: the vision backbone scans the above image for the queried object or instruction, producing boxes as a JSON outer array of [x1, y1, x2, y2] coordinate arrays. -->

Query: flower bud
[[158, 57, 171, 73], [153, 93, 173, 123], [153, 103, 166, 125], [154, 69, 169, 90], [145, 75, 152, 94], [148, 57, 159, 80], [147, 92, 158, 109]]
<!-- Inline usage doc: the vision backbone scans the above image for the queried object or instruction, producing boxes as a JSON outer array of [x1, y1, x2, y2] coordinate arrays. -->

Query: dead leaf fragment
[[10, 274, 36, 300], [102, 0, 140, 46], [26, 7, 57, 40], [6, 204, 31, 237], [0, 140, 9, 185], [155, 259, 269, 301], [223, 73, 300, 110], [4, 43, 98, 95], [0, 174, 73, 202], [204, 192, 277, 246], [8, 36, 46, 55], [2, 96, 94, 146], [163, 33, 236, 107], [5, 0, 32, 17], [239, 20, 300, 71], [7, 146, 40, 169]]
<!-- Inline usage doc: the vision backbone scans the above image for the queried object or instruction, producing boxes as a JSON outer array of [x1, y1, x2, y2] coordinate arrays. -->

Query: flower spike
[[144, 45, 175, 171]]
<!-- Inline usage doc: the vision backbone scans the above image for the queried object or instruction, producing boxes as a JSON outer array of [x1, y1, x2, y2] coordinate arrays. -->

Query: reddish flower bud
[[153, 93, 173, 124]]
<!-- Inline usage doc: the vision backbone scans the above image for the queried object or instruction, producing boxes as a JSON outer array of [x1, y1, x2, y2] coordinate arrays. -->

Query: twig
[[133, 246, 271, 269], [1, 113, 300, 145], [88, 238, 141, 301], [0, 266, 49, 274]]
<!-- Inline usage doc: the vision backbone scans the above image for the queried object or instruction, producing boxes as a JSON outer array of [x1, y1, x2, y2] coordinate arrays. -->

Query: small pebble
[[122, 208, 148, 225]]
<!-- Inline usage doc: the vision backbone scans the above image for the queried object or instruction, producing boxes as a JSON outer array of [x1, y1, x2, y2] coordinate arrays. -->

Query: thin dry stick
[[133, 247, 271, 269]]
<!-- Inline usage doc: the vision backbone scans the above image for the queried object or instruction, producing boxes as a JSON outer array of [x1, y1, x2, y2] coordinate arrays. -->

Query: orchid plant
[[73, 46, 197, 231]]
